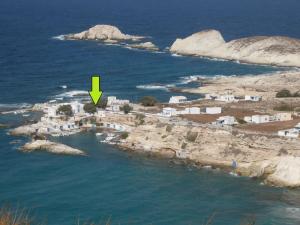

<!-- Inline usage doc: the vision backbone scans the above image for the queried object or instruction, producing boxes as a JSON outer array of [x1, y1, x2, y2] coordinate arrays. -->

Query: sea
[[1, 0, 300, 224]]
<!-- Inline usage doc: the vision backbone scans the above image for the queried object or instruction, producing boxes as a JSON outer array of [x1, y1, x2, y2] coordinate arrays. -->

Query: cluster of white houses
[[244, 113, 292, 124], [278, 123, 300, 138], [205, 93, 262, 102], [159, 106, 222, 117]]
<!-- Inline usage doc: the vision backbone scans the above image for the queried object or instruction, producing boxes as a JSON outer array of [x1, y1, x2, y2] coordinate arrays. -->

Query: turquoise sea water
[[1, 0, 300, 224]]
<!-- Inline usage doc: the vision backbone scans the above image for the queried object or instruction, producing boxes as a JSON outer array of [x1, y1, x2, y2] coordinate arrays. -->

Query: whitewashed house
[[273, 112, 292, 122], [205, 107, 222, 114], [47, 106, 57, 117], [245, 95, 262, 102], [216, 95, 236, 102], [96, 110, 106, 117], [205, 93, 218, 100], [71, 101, 84, 115], [214, 116, 236, 126], [161, 107, 177, 117], [244, 115, 270, 124], [107, 96, 130, 106], [177, 107, 201, 115], [278, 129, 299, 138], [169, 96, 187, 104], [107, 105, 120, 112]]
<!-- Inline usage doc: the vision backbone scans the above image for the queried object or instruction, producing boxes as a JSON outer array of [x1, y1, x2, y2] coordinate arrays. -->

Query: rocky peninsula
[[170, 29, 300, 67], [64, 24, 145, 42]]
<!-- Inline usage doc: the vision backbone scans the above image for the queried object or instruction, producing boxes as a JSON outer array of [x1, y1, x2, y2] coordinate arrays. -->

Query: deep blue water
[[1, 0, 300, 224]]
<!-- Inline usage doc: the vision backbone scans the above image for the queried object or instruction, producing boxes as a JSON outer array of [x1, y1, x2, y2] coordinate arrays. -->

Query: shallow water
[[1, 0, 300, 224]]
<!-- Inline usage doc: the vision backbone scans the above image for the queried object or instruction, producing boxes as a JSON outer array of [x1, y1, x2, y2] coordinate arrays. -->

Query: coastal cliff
[[65, 24, 145, 42], [170, 29, 300, 67]]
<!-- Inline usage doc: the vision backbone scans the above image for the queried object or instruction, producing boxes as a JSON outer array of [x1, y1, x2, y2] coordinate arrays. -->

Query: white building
[[96, 110, 106, 117], [161, 107, 177, 117], [278, 129, 299, 138], [273, 112, 292, 122], [47, 106, 57, 117], [216, 95, 236, 102], [215, 116, 236, 126], [107, 96, 130, 106], [245, 95, 262, 102], [177, 107, 201, 115], [205, 107, 222, 114], [205, 93, 218, 100], [244, 115, 270, 124], [107, 105, 120, 112], [169, 96, 187, 104], [71, 101, 84, 115]]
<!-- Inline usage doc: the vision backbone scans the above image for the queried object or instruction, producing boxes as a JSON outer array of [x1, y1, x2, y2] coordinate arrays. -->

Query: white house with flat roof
[[205, 107, 222, 114], [160, 107, 177, 117], [71, 101, 84, 115], [169, 96, 187, 104], [245, 95, 262, 102], [216, 95, 236, 102], [273, 112, 292, 122], [244, 115, 270, 124], [214, 116, 236, 126], [278, 129, 299, 138], [107, 96, 130, 106], [177, 107, 201, 115]]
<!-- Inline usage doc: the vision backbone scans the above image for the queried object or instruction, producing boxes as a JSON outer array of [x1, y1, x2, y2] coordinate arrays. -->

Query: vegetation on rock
[[139, 96, 157, 107]]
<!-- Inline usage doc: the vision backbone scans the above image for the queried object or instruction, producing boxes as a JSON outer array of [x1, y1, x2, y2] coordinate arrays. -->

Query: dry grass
[[0, 207, 32, 225]]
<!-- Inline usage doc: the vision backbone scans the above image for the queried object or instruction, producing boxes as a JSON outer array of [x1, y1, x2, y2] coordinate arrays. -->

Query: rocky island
[[170, 29, 300, 67], [21, 140, 86, 156], [64, 24, 145, 42]]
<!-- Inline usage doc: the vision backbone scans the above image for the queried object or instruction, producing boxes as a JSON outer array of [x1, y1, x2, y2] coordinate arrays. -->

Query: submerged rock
[[127, 42, 159, 51], [170, 29, 300, 67], [65, 24, 145, 42], [21, 140, 86, 156]]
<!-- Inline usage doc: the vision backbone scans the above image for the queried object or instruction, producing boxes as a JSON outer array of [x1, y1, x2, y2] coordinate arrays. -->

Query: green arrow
[[89, 75, 103, 105]]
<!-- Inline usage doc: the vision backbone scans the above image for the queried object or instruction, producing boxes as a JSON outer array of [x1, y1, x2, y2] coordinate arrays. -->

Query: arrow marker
[[89, 75, 103, 105]]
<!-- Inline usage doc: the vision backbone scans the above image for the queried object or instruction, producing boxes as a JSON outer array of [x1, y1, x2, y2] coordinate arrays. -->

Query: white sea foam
[[171, 53, 183, 57], [60, 85, 67, 89], [136, 84, 174, 91], [55, 90, 88, 99], [52, 35, 65, 41], [0, 103, 32, 110]]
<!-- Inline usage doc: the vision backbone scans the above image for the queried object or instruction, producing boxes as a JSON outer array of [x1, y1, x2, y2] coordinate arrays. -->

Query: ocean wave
[[60, 85, 68, 89], [136, 84, 174, 91], [55, 90, 88, 99], [52, 35, 65, 41], [0, 103, 32, 110], [171, 53, 183, 57]]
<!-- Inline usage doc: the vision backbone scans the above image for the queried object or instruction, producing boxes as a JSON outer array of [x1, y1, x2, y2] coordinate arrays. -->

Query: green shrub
[[84, 103, 97, 114], [120, 132, 129, 139], [140, 96, 157, 107], [97, 97, 108, 109], [120, 104, 133, 114], [276, 89, 292, 98], [273, 103, 293, 111], [237, 118, 247, 124], [57, 104, 73, 116], [186, 131, 198, 142], [166, 125, 173, 132]]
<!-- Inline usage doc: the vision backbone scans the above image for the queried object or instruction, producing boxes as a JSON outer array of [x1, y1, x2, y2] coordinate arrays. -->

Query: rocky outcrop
[[170, 29, 300, 67], [65, 25, 145, 42], [127, 42, 159, 51], [21, 140, 86, 156]]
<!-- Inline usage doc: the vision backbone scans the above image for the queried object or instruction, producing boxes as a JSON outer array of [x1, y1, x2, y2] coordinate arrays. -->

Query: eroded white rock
[[170, 29, 300, 67]]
